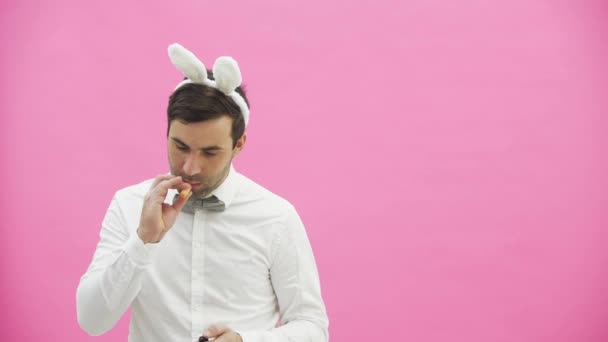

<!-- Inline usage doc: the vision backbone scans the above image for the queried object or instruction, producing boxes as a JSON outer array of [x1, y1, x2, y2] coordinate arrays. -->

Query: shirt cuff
[[122, 231, 158, 266]]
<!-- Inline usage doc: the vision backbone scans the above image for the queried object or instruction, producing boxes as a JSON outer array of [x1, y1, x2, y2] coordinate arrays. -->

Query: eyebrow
[[170, 137, 224, 152]]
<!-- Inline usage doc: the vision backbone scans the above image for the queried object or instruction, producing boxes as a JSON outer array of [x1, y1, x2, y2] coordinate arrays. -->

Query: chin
[[193, 188, 211, 198]]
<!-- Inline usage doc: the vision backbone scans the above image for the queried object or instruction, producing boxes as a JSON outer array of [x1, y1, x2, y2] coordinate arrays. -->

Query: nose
[[182, 152, 201, 176]]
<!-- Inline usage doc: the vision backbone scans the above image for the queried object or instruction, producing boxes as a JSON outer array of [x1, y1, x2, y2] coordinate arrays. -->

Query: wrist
[[137, 226, 159, 244]]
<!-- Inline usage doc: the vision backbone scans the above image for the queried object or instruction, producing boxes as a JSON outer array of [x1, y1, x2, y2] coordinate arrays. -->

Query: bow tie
[[173, 194, 226, 213]]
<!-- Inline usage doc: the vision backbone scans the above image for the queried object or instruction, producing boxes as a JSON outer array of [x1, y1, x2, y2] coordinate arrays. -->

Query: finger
[[174, 181, 192, 192], [173, 189, 193, 212], [148, 177, 183, 201], [213, 333, 233, 342], [153, 176, 185, 194], [150, 174, 175, 189], [203, 324, 229, 338]]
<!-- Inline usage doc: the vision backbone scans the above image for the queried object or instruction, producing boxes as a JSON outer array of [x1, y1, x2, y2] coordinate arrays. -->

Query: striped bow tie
[[173, 194, 226, 213]]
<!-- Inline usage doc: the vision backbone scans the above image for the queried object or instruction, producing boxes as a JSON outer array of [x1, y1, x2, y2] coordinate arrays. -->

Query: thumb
[[203, 324, 229, 338], [173, 188, 193, 212]]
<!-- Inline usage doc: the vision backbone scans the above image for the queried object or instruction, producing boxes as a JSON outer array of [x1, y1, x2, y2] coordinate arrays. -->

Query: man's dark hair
[[167, 70, 249, 148]]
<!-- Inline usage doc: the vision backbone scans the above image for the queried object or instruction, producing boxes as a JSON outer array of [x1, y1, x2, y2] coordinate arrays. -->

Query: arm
[[237, 205, 330, 342], [76, 195, 157, 336], [76, 175, 192, 335]]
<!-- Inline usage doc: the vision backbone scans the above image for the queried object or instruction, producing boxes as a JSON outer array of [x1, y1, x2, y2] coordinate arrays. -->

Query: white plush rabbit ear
[[213, 56, 242, 94], [168, 43, 208, 83]]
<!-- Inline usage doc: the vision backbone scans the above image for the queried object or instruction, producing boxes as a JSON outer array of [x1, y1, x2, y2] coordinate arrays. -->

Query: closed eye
[[177, 145, 216, 157], [170, 137, 222, 156]]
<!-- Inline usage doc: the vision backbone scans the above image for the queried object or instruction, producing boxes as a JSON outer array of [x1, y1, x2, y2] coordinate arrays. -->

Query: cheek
[[168, 150, 178, 163], [168, 151, 186, 168], [205, 159, 221, 172], [207, 156, 229, 172]]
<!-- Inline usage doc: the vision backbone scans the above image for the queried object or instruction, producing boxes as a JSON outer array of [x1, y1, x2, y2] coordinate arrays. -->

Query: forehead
[[168, 117, 233, 147]]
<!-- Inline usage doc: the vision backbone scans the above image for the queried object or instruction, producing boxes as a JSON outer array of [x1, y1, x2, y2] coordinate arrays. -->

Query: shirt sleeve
[[236, 205, 330, 342], [76, 194, 159, 336]]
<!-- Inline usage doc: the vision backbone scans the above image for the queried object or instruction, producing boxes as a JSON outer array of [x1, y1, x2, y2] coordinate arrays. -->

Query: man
[[76, 43, 329, 342]]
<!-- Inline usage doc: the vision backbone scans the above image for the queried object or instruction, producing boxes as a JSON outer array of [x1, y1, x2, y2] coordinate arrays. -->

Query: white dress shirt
[[76, 165, 329, 342]]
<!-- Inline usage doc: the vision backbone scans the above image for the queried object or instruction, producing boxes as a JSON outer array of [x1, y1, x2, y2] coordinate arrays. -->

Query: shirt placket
[[191, 208, 207, 340]]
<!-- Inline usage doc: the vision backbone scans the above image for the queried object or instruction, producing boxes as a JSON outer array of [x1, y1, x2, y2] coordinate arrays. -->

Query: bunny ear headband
[[168, 43, 250, 127]]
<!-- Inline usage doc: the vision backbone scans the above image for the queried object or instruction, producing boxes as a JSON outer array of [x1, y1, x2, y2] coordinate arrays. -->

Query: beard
[[170, 159, 232, 199]]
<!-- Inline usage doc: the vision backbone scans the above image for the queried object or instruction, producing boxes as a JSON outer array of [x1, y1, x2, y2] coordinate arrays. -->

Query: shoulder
[[234, 172, 297, 216]]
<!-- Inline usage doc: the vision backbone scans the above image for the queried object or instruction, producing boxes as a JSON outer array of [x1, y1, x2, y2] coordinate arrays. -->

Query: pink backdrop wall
[[1, 0, 607, 341]]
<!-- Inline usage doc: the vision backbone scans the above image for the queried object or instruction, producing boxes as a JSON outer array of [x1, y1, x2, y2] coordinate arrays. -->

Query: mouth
[[184, 180, 203, 189]]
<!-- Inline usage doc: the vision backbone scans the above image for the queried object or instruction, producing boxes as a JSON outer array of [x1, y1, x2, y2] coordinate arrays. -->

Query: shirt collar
[[206, 163, 238, 209]]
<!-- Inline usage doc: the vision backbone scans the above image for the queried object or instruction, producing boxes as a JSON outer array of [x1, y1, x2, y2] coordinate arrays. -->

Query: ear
[[233, 133, 247, 156], [168, 43, 208, 83], [213, 56, 242, 94]]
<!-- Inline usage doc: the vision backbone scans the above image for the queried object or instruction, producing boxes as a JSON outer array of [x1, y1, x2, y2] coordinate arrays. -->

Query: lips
[[185, 181, 201, 186]]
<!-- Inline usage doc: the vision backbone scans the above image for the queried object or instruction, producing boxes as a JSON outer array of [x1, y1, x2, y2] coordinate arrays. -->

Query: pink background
[[1, 0, 607, 341]]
